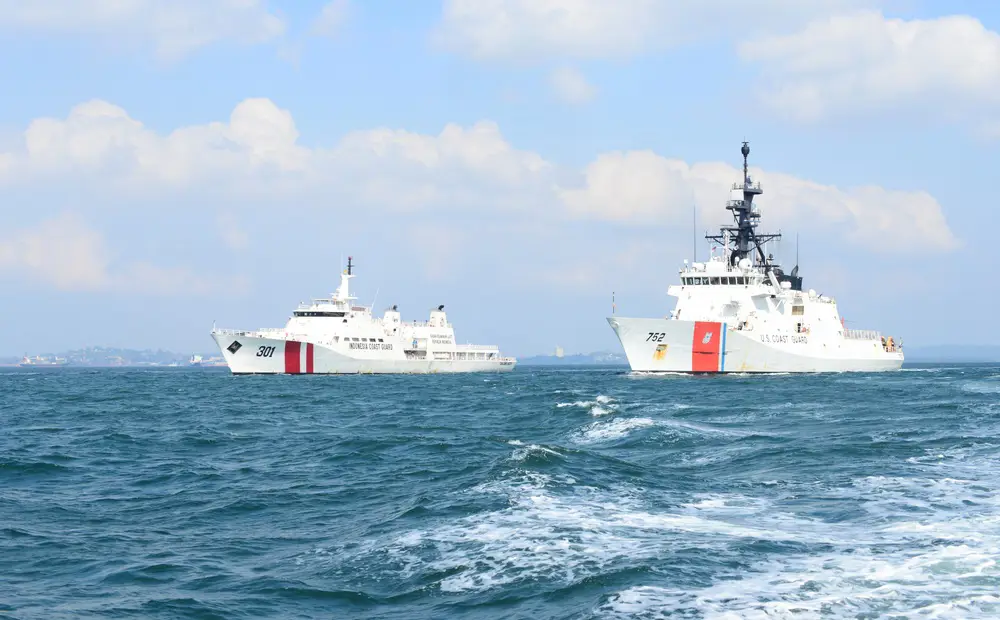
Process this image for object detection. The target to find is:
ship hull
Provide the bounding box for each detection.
[608,317,902,373]
[212,333,515,374]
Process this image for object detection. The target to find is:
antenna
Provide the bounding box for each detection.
[372,287,379,311]
[741,140,750,185]
[612,291,616,315]
[692,203,696,262]
[796,233,800,267]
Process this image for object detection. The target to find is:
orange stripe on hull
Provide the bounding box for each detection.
[691,321,722,372]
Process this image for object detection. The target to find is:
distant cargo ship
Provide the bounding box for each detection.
[188,355,227,368]
[18,355,69,367]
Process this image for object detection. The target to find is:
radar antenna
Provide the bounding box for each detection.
[704,141,802,290]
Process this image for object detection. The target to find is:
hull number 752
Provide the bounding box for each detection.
[646,332,666,342]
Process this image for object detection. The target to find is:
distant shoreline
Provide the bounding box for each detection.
[4,346,999,368]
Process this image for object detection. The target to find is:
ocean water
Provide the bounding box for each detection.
[2,365,1000,619]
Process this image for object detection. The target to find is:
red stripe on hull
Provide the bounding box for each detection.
[692,321,722,372]
[306,343,314,374]
[285,341,301,374]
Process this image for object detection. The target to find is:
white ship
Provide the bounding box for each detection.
[18,355,69,367]
[211,257,516,374]
[608,142,903,373]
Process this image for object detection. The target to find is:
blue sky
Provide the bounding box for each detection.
[0,0,997,357]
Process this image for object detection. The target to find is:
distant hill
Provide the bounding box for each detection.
[519,351,627,366]
[903,346,1000,363]
[1,346,219,367]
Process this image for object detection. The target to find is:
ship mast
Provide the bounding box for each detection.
[334,256,357,302]
[704,142,801,289]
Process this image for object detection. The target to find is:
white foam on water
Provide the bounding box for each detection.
[572,417,657,444]
[596,449,1000,619]
[658,417,758,437]
[556,394,620,417]
[598,545,1000,619]
[506,440,562,463]
[961,380,1000,394]
[572,414,751,445]
[376,475,812,595]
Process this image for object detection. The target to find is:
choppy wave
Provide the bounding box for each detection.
[2,364,999,618]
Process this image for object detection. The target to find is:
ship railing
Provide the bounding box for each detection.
[407,320,452,328]
[731,182,763,191]
[844,329,881,341]
[455,344,500,351]
[212,328,250,336]
[212,327,290,338]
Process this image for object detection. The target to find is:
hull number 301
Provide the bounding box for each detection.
[256,345,276,357]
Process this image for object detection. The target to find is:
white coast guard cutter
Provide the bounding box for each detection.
[608,143,903,373]
[212,258,515,374]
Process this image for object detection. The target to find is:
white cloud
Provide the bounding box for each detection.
[1,98,552,212]
[0,99,957,257]
[740,11,1000,127]
[549,67,597,104]
[558,150,958,252]
[311,0,350,38]
[0,213,110,291]
[434,0,871,61]
[0,213,229,294]
[0,0,285,60]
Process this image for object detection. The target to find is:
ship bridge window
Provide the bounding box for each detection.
[710,277,719,285]
[294,311,346,317]
[792,305,805,315]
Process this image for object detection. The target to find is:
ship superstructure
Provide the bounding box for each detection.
[608,143,903,373]
[211,257,515,374]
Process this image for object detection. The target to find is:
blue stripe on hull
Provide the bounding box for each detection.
[720,323,727,372]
